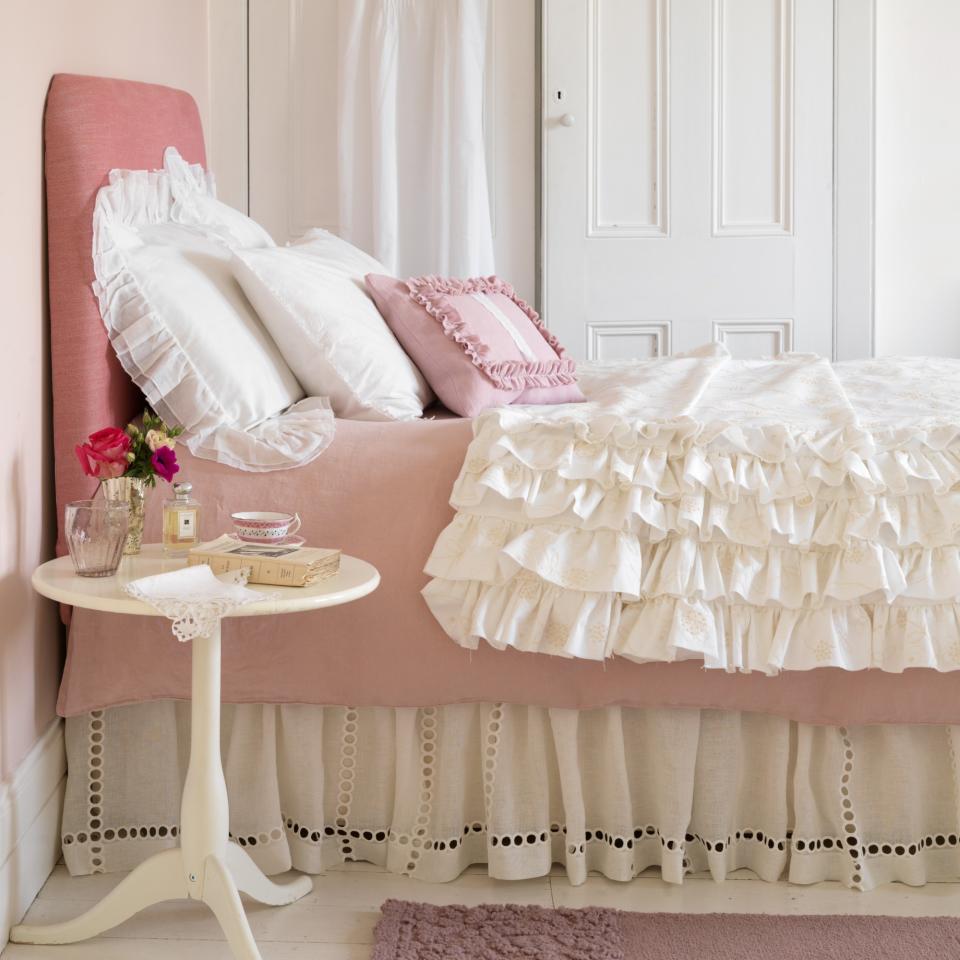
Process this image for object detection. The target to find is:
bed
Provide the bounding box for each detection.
[47,73,960,892]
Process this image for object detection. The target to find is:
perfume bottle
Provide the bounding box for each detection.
[162,481,201,557]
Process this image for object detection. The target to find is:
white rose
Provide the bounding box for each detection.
[145,429,168,452]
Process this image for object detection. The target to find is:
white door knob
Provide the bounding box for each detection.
[559,113,575,127]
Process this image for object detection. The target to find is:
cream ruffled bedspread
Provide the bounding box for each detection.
[423,348,960,673]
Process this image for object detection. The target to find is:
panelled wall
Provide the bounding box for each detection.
[875,0,960,358]
[208,0,959,360]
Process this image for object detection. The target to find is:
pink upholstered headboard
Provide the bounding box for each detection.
[44,74,206,555]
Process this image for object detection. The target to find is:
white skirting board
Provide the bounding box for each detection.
[0,720,66,951]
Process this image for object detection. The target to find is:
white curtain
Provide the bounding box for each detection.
[337,0,496,278]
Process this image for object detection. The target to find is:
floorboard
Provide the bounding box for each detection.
[6,863,960,959]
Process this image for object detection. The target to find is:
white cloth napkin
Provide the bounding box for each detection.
[124,565,272,641]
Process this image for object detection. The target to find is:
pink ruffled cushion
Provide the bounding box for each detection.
[365,274,585,417]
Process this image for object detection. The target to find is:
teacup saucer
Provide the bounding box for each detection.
[225,533,305,549]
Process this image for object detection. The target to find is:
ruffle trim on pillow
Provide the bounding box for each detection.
[92,173,335,472]
[96,162,240,247]
[405,275,578,390]
[162,146,216,199]
[422,576,960,674]
[185,398,334,471]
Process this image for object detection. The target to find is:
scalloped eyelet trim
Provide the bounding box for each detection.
[405,275,578,389]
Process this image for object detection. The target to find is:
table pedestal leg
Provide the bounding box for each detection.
[10,622,312,959]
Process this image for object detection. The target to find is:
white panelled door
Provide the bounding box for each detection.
[543,0,835,359]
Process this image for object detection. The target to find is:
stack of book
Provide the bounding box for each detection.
[187,535,341,587]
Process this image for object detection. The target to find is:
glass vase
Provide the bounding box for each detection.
[100,476,148,555]
[64,500,129,577]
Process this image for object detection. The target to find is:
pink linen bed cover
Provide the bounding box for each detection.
[59,415,960,726]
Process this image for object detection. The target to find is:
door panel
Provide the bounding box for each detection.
[587,0,667,236]
[714,0,792,235]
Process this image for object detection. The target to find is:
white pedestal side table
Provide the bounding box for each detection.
[12,545,380,960]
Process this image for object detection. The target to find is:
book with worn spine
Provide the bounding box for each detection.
[187,535,341,587]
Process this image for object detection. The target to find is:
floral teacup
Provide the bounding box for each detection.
[230,511,301,544]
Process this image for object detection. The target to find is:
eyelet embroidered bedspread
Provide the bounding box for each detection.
[422,350,960,673]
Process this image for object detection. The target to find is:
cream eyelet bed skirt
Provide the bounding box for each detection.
[63,702,960,892]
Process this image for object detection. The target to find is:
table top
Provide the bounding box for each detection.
[33,545,380,618]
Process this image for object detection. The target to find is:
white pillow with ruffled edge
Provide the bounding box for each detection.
[232,229,433,421]
[92,165,335,471]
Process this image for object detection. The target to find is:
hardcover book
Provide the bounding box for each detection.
[187,535,341,587]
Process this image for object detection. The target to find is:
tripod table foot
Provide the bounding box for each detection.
[227,842,313,906]
[10,848,186,945]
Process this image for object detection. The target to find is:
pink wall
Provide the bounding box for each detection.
[0,0,211,779]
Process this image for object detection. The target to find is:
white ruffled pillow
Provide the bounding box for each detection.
[231,230,433,421]
[92,165,335,470]
[162,146,276,249]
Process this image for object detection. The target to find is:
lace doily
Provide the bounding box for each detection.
[124,565,275,642]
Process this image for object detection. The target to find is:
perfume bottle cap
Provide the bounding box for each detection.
[173,481,192,499]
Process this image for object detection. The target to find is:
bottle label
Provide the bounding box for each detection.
[178,509,197,540]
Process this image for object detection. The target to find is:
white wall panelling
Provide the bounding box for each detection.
[713,319,794,356]
[832,0,876,360]
[486,0,537,301]
[586,0,669,237]
[484,0,498,237]
[788,0,834,356]
[874,0,960,358]
[205,0,248,213]
[248,0,339,242]
[587,322,672,360]
[288,0,339,238]
[712,0,793,236]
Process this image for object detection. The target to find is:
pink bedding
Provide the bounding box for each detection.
[58,416,960,726]
[45,77,960,728]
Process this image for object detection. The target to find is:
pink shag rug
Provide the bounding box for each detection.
[371,900,960,960]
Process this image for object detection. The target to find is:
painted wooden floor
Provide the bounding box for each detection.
[5,862,960,959]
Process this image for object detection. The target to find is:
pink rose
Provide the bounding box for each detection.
[75,427,131,480]
[151,445,179,483]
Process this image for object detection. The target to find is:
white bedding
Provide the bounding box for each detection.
[92,151,336,471]
[423,349,960,673]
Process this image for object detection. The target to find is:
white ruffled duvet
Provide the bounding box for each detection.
[423,347,960,673]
